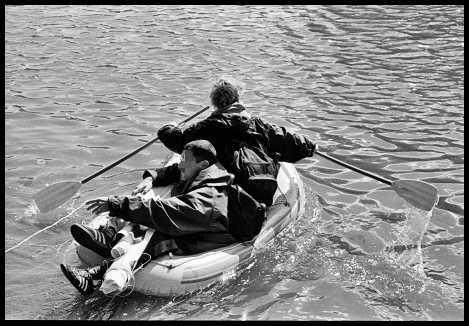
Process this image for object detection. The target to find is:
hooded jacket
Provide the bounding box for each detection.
[107,162,238,255]
[157,103,316,204]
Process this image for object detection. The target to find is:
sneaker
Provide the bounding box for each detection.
[60,262,107,295]
[70,223,118,258]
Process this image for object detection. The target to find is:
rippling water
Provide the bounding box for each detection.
[5,5,464,320]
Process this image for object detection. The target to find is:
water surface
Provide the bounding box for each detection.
[5,5,464,320]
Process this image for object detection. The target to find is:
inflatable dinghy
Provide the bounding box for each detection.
[71,154,305,296]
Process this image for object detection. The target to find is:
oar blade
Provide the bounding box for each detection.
[392,180,439,212]
[33,181,82,213]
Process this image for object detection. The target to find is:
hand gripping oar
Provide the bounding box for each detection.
[33,106,211,213]
[315,150,439,212]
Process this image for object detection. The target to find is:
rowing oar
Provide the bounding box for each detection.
[33,106,211,213]
[315,150,439,212]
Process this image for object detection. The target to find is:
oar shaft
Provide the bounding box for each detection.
[315,150,392,186]
[81,106,211,185]
[81,138,159,184]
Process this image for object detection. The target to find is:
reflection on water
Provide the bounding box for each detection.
[5,5,463,321]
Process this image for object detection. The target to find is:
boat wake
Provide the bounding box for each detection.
[383,206,433,279]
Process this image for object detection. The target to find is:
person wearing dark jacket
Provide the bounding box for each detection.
[155,78,317,206]
[60,140,238,295]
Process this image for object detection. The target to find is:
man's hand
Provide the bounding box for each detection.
[86,197,110,215]
[131,177,153,196]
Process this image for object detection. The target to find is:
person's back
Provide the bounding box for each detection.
[158,78,317,206]
[159,102,276,204]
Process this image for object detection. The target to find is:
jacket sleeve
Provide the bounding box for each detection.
[157,117,233,153]
[107,189,224,237]
[157,124,184,153]
[142,163,180,187]
[260,118,316,162]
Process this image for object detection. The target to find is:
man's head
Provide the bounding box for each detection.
[179,140,218,181]
[209,78,241,110]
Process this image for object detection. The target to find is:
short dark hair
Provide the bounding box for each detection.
[183,140,217,166]
[209,79,239,110]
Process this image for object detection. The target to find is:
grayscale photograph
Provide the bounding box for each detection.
[5,5,464,321]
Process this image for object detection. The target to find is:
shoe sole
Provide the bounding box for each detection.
[70,224,110,258]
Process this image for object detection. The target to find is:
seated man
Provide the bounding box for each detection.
[60,140,239,295]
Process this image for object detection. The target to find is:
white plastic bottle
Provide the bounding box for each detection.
[99,229,155,295]
[100,268,130,295]
[111,224,137,258]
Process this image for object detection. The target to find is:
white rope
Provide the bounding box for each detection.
[5,202,86,254]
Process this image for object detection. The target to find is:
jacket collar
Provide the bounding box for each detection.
[183,163,234,192]
[210,102,251,119]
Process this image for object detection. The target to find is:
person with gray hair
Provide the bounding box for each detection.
[156,78,317,206]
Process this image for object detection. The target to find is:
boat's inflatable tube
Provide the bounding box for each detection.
[72,154,305,296]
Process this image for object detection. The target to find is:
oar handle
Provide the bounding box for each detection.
[81,106,211,185]
[315,150,392,186]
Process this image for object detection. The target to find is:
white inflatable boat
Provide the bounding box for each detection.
[72,154,305,296]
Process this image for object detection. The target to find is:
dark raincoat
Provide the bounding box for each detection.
[107,162,238,256]
[157,103,316,204]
